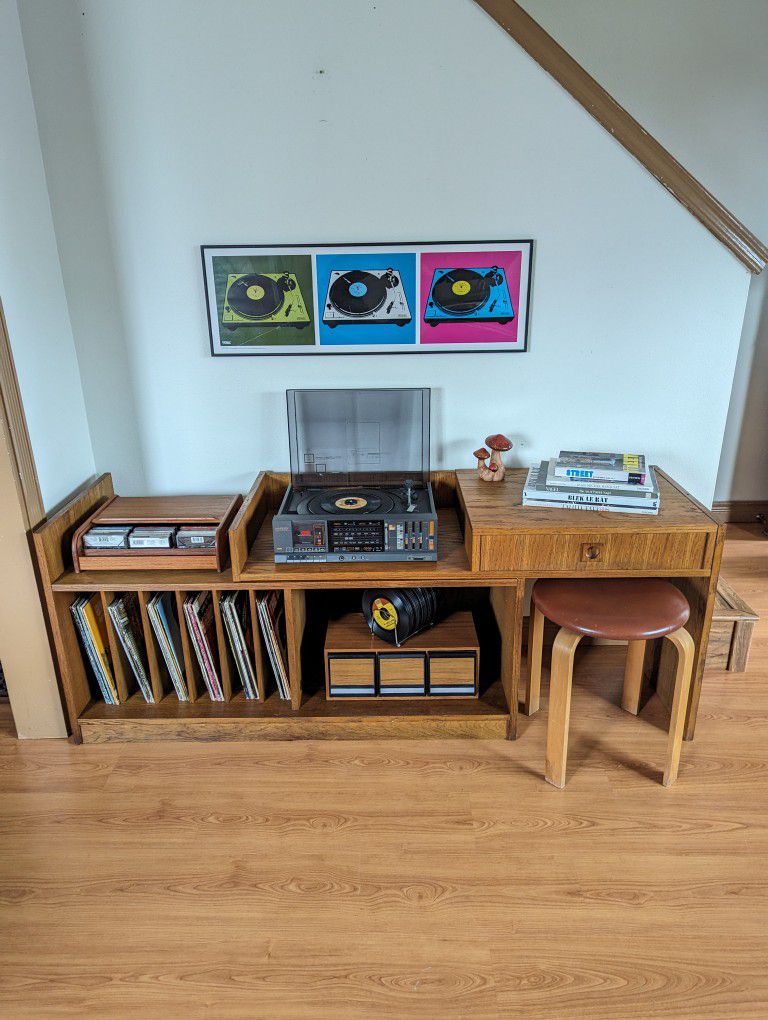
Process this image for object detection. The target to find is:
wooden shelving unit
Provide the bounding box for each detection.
[34,466,724,745]
[34,472,519,744]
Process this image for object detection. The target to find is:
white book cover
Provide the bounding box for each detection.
[545,458,657,495]
[529,462,660,507]
[554,451,648,483]
[522,495,659,516]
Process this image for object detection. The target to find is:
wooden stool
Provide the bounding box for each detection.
[526,578,695,788]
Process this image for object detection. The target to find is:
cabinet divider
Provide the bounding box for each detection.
[285,588,306,710]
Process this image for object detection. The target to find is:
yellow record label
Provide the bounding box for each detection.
[246,284,266,301]
[451,279,471,296]
[372,597,397,631]
[334,496,368,510]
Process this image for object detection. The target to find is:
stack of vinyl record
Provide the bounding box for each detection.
[523,452,660,515]
[362,588,458,646]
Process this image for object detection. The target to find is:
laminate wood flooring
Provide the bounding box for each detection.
[1,525,766,1017]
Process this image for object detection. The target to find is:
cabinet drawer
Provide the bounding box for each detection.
[479,530,713,573]
[429,652,478,697]
[379,653,426,696]
[327,654,375,698]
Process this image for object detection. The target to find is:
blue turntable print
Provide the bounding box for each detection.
[315,252,417,346]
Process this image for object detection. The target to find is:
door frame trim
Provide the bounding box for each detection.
[0,299,44,528]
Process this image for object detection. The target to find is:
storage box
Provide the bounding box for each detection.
[324,610,480,700]
[705,578,758,673]
[72,495,242,572]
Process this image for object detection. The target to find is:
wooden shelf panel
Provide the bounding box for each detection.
[53,568,240,592]
[78,681,510,743]
[457,468,720,534]
[51,508,487,590]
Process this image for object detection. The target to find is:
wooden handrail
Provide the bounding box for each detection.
[473,0,768,274]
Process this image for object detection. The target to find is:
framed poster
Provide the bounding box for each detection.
[202,241,532,356]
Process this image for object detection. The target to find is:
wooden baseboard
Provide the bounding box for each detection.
[711,500,768,524]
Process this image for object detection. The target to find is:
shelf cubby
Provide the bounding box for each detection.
[101,591,147,704]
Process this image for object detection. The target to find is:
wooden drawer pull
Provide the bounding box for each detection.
[582,543,603,562]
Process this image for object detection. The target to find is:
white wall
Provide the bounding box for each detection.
[18,0,752,506]
[16,0,147,495]
[520,0,768,502]
[0,0,94,509]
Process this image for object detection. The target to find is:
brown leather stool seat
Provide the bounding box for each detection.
[527,578,695,789]
[532,578,690,641]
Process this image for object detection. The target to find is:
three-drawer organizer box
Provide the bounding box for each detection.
[324,612,480,699]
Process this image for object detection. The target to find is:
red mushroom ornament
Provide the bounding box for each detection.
[473,447,490,475]
[475,434,512,482]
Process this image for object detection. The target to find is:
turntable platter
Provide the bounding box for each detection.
[329,271,387,317]
[227,274,283,319]
[296,488,397,515]
[432,269,490,316]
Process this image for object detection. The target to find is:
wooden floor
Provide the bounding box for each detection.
[2,526,767,1018]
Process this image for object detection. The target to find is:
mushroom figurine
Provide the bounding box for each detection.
[473,446,491,480]
[480,433,513,482]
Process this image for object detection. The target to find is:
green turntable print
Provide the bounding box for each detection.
[210,251,315,348]
[223,272,311,328]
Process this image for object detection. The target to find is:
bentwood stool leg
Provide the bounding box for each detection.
[662,626,695,786]
[545,627,583,788]
[621,639,647,715]
[525,603,545,715]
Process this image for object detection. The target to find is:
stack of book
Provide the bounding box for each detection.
[523,452,660,515]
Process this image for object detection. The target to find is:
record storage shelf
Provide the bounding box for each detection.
[35,472,521,744]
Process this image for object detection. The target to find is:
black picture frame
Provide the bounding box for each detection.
[202,240,533,357]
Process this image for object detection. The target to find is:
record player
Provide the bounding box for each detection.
[322,269,411,327]
[223,272,310,329]
[272,388,437,563]
[424,266,514,326]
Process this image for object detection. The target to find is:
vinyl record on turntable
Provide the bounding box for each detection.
[328,270,388,317]
[225,273,284,320]
[296,488,397,516]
